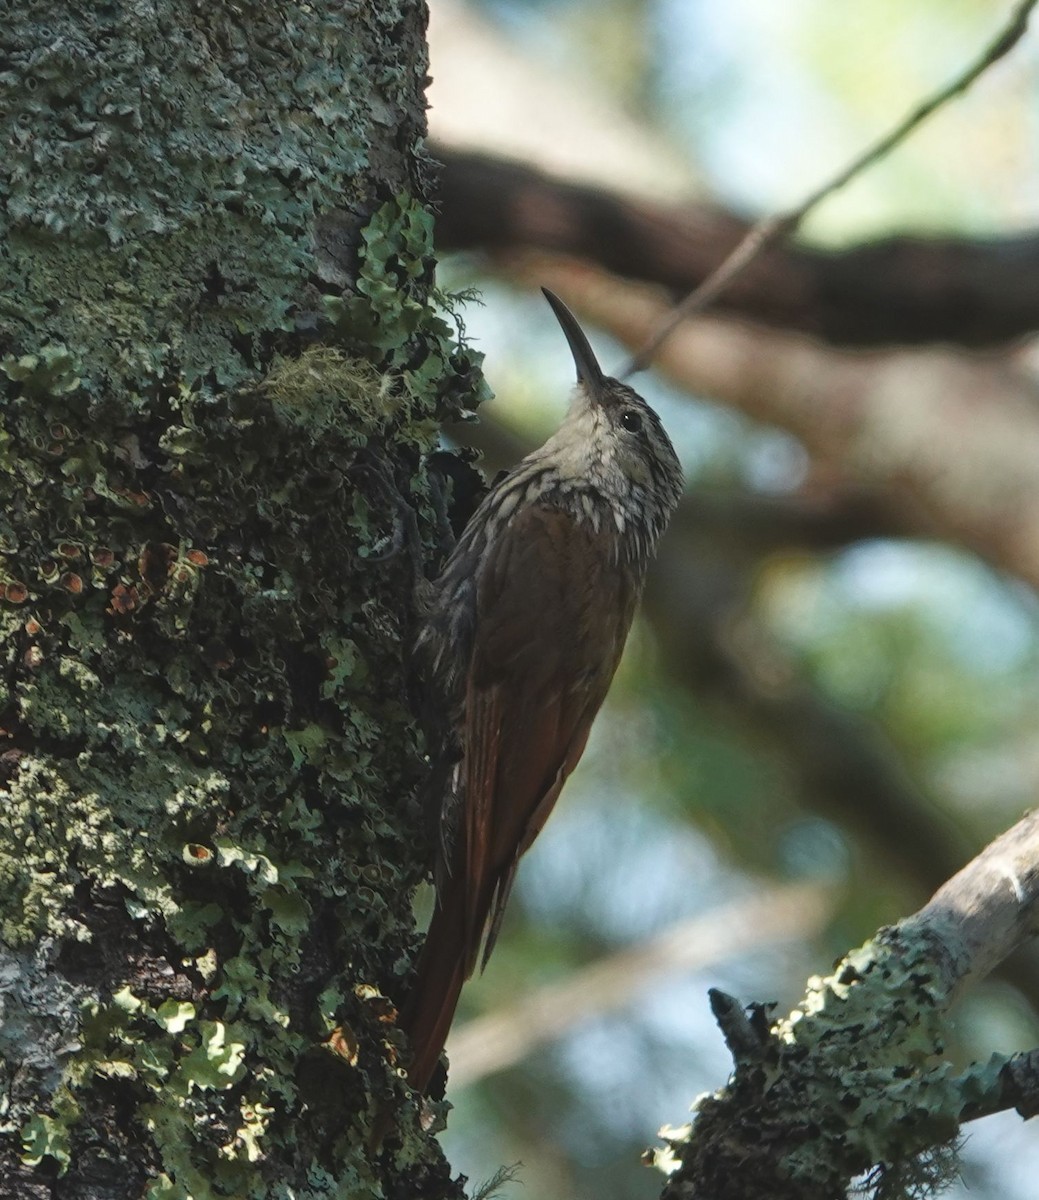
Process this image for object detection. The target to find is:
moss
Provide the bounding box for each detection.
[263,349,408,439]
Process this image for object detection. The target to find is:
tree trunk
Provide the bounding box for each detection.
[0,5,479,1197]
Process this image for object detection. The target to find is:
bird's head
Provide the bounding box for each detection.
[541,288,683,532]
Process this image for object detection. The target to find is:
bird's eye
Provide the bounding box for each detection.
[620,410,643,434]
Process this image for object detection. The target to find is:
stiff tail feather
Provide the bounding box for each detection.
[399,882,472,1095]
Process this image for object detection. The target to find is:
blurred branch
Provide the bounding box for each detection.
[436,149,1039,347]
[513,260,1039,592]
[446,882,834,1089]
[628,0,1039,370]
[654,808,1039,1200]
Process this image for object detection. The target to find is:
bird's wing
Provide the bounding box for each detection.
[458,500,639,972]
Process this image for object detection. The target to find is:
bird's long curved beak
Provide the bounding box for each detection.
[542,288,605,392]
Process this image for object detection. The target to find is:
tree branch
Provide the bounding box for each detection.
[958,1047,1039,1122]
[906,808,1039,995]
[436,149,1039,347]
[627,0,1039,370]
[652,809,1039,1200]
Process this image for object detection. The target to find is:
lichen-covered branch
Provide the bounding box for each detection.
[957,1048,1039,1123]
[651,809,1039,1200]
[906,808,1039,994]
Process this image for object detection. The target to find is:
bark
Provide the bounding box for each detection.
[652,810,1039,1200]
[0,5,477,1198]
[435,148,1039,347]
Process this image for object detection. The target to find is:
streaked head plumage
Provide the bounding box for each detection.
[540,288,682,538]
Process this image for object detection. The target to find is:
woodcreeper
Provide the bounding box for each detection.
[401,289,683,1094]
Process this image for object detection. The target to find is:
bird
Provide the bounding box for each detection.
[400,288,683,1096]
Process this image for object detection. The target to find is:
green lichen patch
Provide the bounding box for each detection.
[1,344,82,397]
[20,1110,73,1174]
[325,195,490,424]
[0,274,476,1200]
[0,4,480,1193]
[657,927,968,1200]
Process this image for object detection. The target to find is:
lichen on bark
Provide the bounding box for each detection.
[0,4,478,1197]
[654,926,969,1200]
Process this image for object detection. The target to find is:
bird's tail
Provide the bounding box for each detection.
[399,881,472,1095]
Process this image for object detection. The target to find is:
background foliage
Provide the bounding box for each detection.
[423,2,1039,1197]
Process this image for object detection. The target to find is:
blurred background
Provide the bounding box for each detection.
[422,1,1039,1196]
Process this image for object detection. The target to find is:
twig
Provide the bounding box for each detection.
[708,988,771,1063]
[624,0,1039,376]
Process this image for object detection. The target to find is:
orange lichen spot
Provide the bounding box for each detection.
[57,543,82,559]
[4,582,28,604]
[326,1025,360,1066]
[61,573,84,594]
[186,549,209,567]
[24,618,42,636]
[183,843,214,866]
[108,583,139,615]
[355,984,397,1024]
[91,547,116,567]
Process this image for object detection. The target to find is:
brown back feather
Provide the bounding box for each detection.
[403,503,639,1091]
